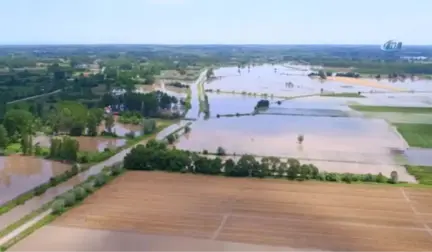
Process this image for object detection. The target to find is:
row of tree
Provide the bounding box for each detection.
[124,141,399,184]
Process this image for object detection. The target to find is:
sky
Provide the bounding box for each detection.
[1,0,431,45]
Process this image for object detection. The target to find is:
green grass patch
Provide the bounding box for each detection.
[321,92,365,98]
[4,143,21,155]
[0,191,34,215]
[349,105,432,113]
[405,165,432,185]
[394,123,432,148]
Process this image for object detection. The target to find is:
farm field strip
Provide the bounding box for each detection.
[18,172,432,251]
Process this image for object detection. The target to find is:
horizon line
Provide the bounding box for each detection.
[0,43,430,47]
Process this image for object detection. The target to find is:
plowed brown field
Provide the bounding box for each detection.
[52,171,432,251]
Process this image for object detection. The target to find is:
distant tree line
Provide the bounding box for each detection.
[124,141,399,184]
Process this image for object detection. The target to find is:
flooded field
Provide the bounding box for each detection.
[176,64,432,181]
[177,115,405,160]
[34,135,126,152]
[0,155,70,204]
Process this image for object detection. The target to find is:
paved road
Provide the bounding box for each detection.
[7,89,62,105]
[0,210,51,246]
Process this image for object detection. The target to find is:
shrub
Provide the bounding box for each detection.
[74,187,87,201]
[112,165,123,176]
[184,125,191,133]
[34,184,49,196]
[203,149,208,155]
[95,173,108,187]
[376,172,387,183]
[167,134,176,144]
[82,182,95,193]
[63,192,76,207]
[51,199,66,215]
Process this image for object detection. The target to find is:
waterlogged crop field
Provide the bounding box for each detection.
[12,172,432,251]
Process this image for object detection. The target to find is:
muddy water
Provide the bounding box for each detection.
[98,118,142,137]
[209,65,390,97]
[176,115,406,163]
[209,65,432,108]
[0,139,143,231]
[0,155,70,204]
[34,136,126,152]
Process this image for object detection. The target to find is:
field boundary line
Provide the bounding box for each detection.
[423,224,432,238]
[400,189,432,239]
[400,188,419,214]
[211,214,229,240]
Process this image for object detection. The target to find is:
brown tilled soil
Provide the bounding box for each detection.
[22,172,432,251]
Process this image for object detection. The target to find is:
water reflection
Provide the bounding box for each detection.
[176,115,406,160]
[0,155,70,204]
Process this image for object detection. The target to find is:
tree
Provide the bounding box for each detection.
[235,155,258,177]
[318,70,327,79]
[0,124,9,150]
[167,134,176,144]
[216,146,226,156]
[297,134,304,144]
[206,68,214,79]
[21,133,33,155]
[390,170,398,184]
[3,109,34,137]
[224,158,236,176]
[105,114,115,133]
[143,119,156,135]
[287,158,301,180]
[86,114,98,137]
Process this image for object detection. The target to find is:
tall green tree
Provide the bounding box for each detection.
[3,109,34,138]
[0,124,9,150]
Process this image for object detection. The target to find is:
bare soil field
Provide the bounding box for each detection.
[12,171,432,251]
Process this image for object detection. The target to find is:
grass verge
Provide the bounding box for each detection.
[349,105,432,113]
[321,92,365,98]
[394,123,432,148]
[0,214,55,251]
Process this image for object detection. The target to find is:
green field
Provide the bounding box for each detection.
[395,123,432,148]
[349,105,432,113]
[405,166,432,185]
[321,92,365,98]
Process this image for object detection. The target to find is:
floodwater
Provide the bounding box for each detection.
[209,65,390,97]
[0,155,70,204]
[404,148,432,166]
[34,135,126,152]
[176,115,406,163]
[0,139,142,231]
[99,117,143,137]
